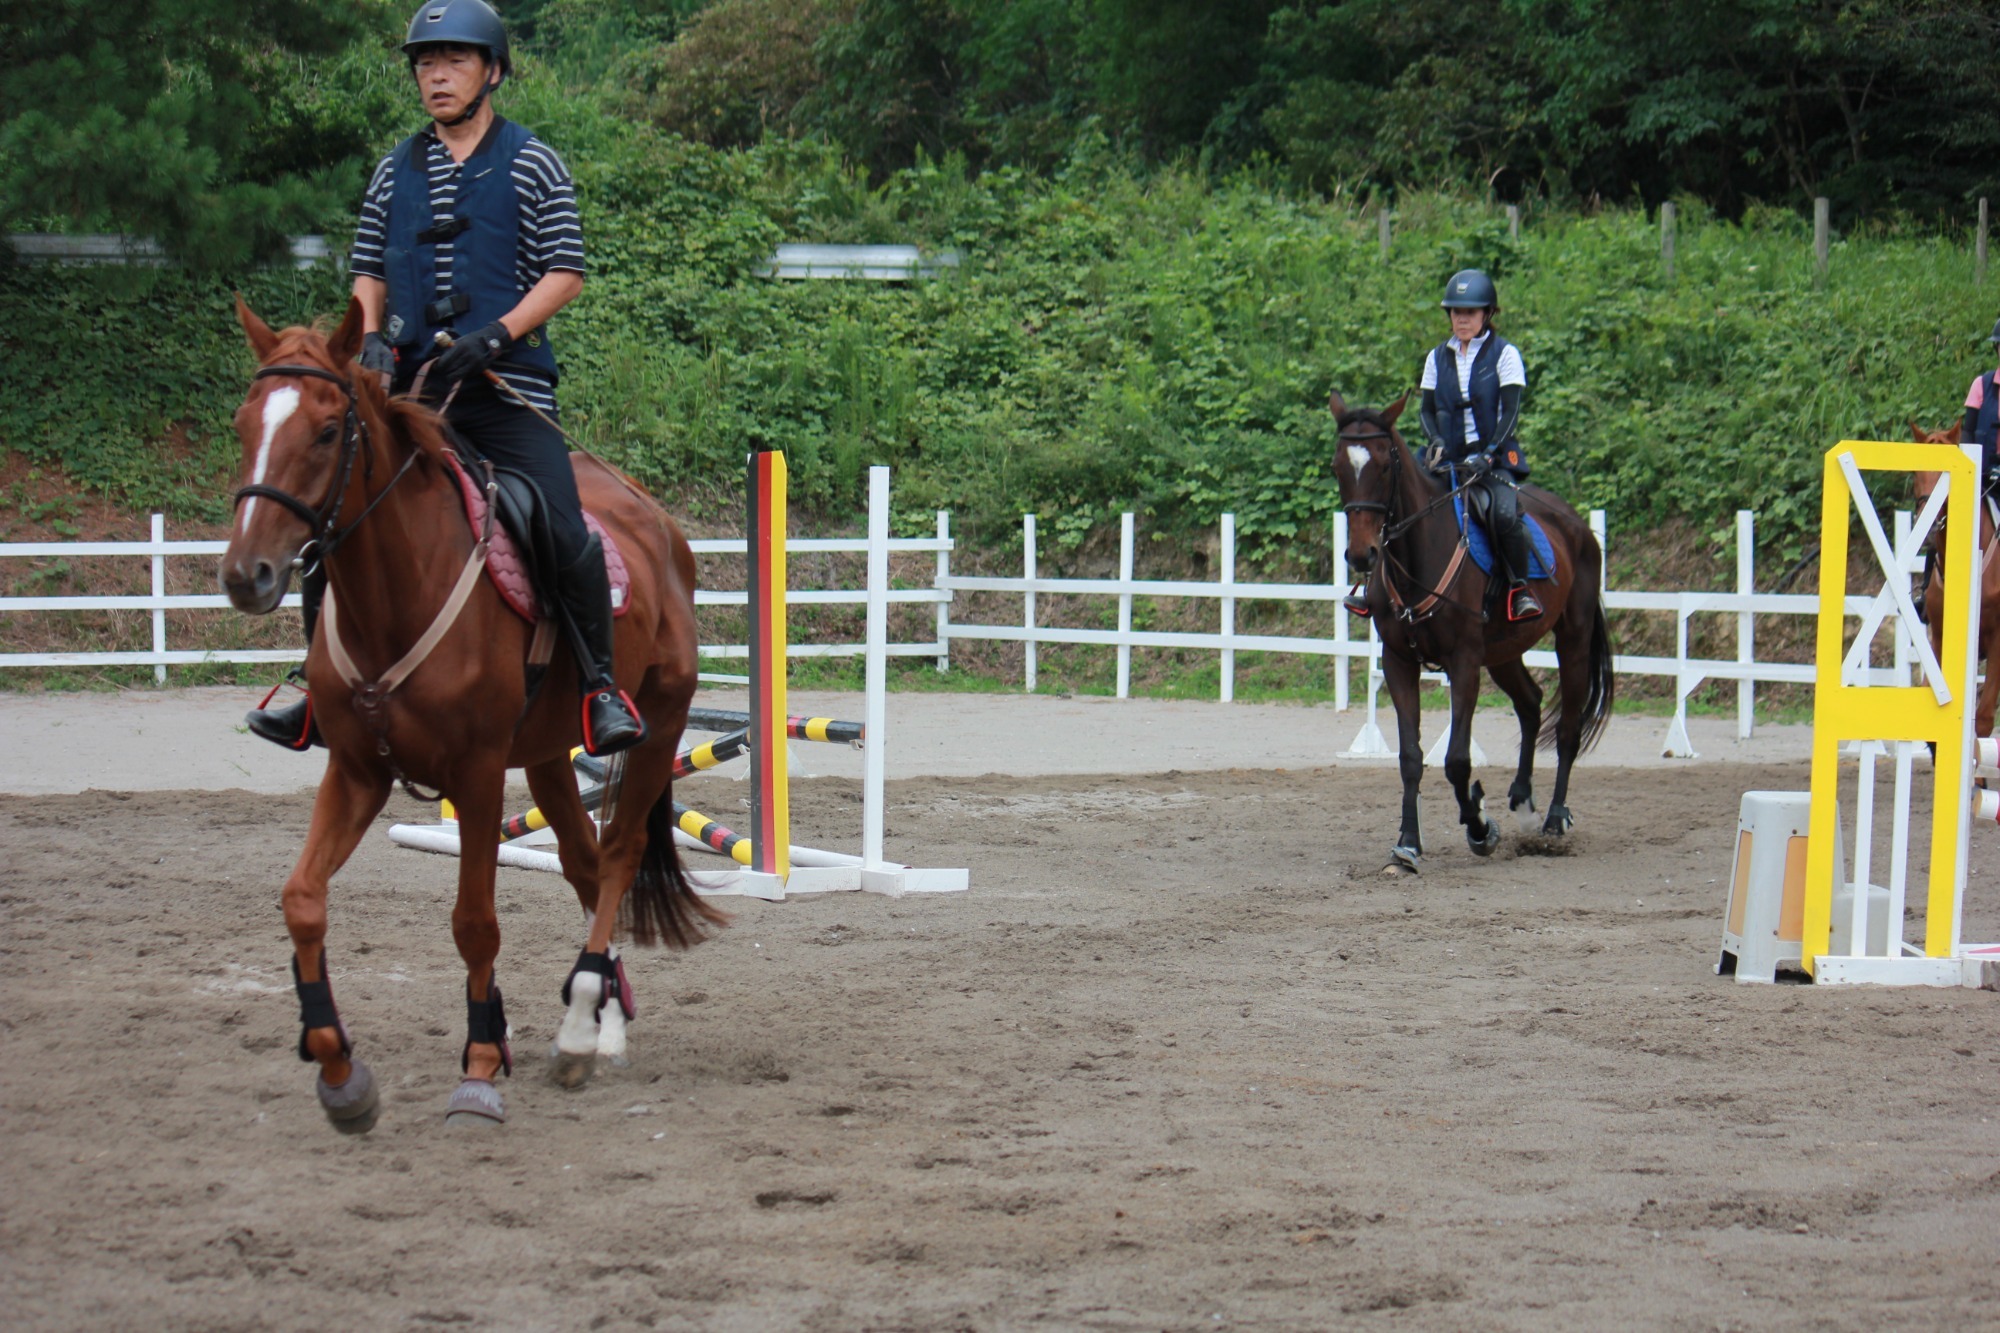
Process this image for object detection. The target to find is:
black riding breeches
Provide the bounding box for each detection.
[435,377,589,562]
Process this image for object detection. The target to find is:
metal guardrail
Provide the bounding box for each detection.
[9,234,333,270]
[755,243,963,280]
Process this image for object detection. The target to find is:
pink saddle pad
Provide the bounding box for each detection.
[443,451,631,624]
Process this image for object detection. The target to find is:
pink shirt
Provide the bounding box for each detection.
[1968,372,1998,410]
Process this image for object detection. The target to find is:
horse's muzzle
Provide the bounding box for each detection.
[1349,548,1378,577]
[219,552,289,615]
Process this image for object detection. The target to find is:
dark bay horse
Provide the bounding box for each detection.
[1329,389,1615,871]
[220,297,725,1131]
[1911,421,2000,737]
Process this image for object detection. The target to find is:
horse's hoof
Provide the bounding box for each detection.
[1388,844,1422,873]
[1541,806,1574,837]
[1510,791,1538,833]
[317,1059,380,1135]
[551,1048,597,1090]
[444,1078,506,1128]
[1468,819,1501,857]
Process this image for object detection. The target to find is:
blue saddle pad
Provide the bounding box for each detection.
[1449,470,1556,581]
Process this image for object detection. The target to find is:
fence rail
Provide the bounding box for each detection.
[0,499,1917,758]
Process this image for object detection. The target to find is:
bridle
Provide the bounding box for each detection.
[1339,422,1483,625]
[233,363,419,575]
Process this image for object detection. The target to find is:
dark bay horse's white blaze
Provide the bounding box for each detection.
[1329,389,1615,872]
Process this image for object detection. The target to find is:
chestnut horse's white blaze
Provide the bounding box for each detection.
[240,385,300,533]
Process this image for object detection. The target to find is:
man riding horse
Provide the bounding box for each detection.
[1345,268,1544,623]
[248,0,647,757]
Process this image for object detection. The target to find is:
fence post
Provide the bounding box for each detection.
[861,466,890,868]
[1022,514,1038,694]
[1979,197,1989,286]
[1736,509,1754,740]
[1660,201,1675,282]
[1589,510,1608,596]
[1378,206,1391,263]
[1219,513,1236,704]
[1814,197,1830,281]
[1507,204,1520,243]
[934,509,951,673]
[150,512,166,685]
[1116,512,1134,699]
[1333,509,1350,711]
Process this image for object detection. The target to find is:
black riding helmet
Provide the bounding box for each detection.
[1441,269,1499,312]
[1988,316,2000,345]
[403,0,512,80]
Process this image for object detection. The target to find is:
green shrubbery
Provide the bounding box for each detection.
[1,64,1989,567]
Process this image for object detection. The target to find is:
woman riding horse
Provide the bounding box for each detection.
[1328,373,1615,871]
[1345,269,1543,623]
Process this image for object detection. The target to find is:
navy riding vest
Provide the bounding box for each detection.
[381,117,559,384]
[1431,332,1526,475]
[1977,372,2000,455]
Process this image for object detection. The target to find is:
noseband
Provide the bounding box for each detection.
[234,363,416,573]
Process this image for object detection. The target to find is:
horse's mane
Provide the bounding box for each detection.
[265,321,453,473]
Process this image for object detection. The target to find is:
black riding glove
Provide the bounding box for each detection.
[432,321,510,384]
[358,331,396,382]
[1460,451,1492,476]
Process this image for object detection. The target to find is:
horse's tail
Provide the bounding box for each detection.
[1541,596,1616,753]
[625,791,730,948]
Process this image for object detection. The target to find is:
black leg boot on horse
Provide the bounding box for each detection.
[556,531,649,756]
[245,563,327,749]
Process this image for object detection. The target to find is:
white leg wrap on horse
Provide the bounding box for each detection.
[555,970,602,1057]
[597,997,629,1066]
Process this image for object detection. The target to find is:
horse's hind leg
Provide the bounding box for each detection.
[1543,613,1594,837]
[1442,657,1500,856]
[1486,658,1543,832]
[283,761,390,1133]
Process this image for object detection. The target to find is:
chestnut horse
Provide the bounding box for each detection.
[220,297,725,1132]
[1329,389,1615,871]
[1910,421,2000,737]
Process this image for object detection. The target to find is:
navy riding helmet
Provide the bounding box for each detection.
[403,0,512,80]
[1441,269,1499,312]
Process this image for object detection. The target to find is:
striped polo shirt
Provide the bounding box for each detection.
[350,123,584,414]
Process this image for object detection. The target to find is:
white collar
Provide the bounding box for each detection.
[1452,329,1491,357]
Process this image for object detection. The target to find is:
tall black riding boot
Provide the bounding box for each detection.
[1498,520,1544,621]
[245,564,326,750]
[556,532,648,756]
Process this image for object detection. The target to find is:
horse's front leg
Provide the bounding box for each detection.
[283,758,390,1133]
[442,763,512,1128]
[1383,651,1426,870]
[1443,656,1500,856]
[1486,658,1543,832]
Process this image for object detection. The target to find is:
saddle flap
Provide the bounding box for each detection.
[441,450,630,624]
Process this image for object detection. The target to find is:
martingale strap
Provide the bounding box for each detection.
[463,977,513,1077]
[291,954,351,1063]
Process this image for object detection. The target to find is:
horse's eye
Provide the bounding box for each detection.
[316,422,339,446]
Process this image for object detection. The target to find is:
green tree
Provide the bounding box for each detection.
[0,0,387,268]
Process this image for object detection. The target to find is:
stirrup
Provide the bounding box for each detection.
[1343,587,1372,618]
[1506,584,1544,622]
[581,687,648,757]
[247,677,321,751]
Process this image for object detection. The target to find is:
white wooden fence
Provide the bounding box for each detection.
[0,501,1909,759]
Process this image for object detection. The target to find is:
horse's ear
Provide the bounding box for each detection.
[235,292,279,360]
[327,296,365,367]
[1381,391,1410,427]
[1909,421,1922,442]
[1947,420,1964,445]
[1327,388,1347,419]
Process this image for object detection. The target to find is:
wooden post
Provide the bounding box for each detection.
[1378,206,1391,262]
[1660,201,1675,281]
[1979,197,1989,286]
[1506,204,1520,242]
[1814,197,1830,280]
